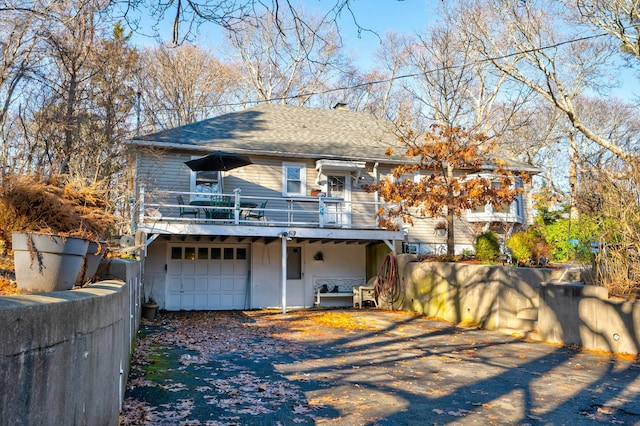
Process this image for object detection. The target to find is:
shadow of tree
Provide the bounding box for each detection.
[123,309,640,425]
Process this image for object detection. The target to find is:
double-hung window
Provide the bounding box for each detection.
[283,162,306,196]
[190,169,220,202]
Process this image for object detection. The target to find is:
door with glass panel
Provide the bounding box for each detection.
[324,174,350,227]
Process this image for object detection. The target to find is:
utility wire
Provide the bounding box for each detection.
[145,30,612,112]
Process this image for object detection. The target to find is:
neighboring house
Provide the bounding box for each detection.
[129,103,540,311]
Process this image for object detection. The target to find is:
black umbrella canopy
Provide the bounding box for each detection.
[185,151,253,172]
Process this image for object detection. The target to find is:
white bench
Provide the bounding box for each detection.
[313,277,377,308]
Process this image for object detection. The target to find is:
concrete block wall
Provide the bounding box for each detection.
[0,259,141,426]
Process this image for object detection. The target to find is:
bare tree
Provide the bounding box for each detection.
[137,43,241,131]
[328,32,413,119]
[575,0,640,59]
[457,0,635,165]
[0,11,37,181]
[9,0,139,182]
[223,6,351,106]
[82,22,139,181]
[25,0,107,175]
[114,0,385,47]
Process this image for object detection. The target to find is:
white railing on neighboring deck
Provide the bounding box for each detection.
[137,186,386,230]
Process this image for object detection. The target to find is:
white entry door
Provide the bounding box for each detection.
[166,245,249,310]
[324,174,351,227]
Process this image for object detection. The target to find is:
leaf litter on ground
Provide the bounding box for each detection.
[120,310,368,425]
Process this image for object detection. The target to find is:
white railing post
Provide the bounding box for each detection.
[137,185,145,227]
[319,195,325,228]
[233,188,241,224]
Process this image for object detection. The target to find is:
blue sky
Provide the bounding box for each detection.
[129,0,637,100]
[328,0,436,66]
[131,0,438,69]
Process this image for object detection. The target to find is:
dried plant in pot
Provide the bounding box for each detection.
[12,232,90,292]
[75,240,109,286]
[1,175,114,293]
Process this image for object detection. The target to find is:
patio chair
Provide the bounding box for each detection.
[177,195,199,218]
[209,196,233,220]
[244,200,267,221]
[353,278,378,308]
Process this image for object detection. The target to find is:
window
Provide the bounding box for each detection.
[283,162,306,196]
[171,247,182,259]
[189,156,221,201]
[184,247,196,260]
[211,247,221,259]
[394,171,420,183]
[237,247,247,260]
[287,247,302,279]
[224,248,234,260]
[197,247,209,259]
[466,175,524,221]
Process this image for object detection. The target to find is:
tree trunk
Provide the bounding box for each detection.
[569,132,579,221]
[447,208,455,257]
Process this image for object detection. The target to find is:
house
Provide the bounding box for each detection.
[129,103,539,311]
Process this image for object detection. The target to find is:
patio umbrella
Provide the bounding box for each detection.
[185,151,253,172]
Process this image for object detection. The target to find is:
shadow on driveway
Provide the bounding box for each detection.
[120,309,640,425]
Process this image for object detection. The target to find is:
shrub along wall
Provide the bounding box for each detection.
[400,256,639,354]
[0,259,141,426]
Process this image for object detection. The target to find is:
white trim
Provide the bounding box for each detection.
[322,173,352,227]
[282,162,306,196]
[189,155,221,201]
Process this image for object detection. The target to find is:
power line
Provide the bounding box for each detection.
[143,30,612,112]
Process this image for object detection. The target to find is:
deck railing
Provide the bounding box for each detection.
[137,187,387,230]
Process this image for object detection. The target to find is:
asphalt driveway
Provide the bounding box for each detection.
[120,309,640,425]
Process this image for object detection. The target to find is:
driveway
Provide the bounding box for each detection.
[120,309,640,425]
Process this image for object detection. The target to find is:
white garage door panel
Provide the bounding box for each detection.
[195,279,208,292]
[208,279,221,291]
[166,245,249,311]
[208,294,222,308]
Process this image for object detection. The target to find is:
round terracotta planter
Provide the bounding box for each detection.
[12,232,90,293]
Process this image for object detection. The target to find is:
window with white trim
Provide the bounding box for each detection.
[467,176,523,220]
[283,162,306,196]
[190,170,221,201]
[394,171,421,183]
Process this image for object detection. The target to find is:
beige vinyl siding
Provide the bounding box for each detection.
[136,151,195,217]
[221,156,320,225]
[350,185,377,228]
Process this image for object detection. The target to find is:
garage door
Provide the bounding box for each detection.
[166,245,249,310]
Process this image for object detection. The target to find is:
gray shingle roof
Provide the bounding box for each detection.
[133,103,404,162]
[132,103,542,173]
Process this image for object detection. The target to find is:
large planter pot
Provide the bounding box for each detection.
[12,232,90,293]
[76,241,107,285]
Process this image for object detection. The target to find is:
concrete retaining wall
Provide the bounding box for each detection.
[539,282,640,354]
[402,258,574,332]
[0,259,141,426]
[401,257,639,354]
